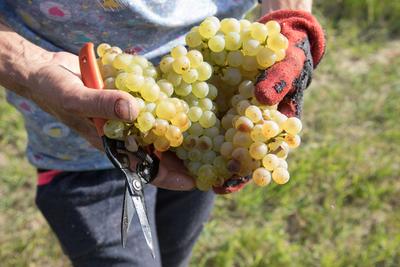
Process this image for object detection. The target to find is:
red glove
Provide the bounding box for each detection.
[213,10,326,194]
[255,10,326,117]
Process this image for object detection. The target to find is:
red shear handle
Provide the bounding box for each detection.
[79,42,106,137]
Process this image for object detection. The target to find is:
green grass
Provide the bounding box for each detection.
[1,5,400,267]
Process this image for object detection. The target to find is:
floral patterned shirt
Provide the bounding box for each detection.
[0,0,256,171]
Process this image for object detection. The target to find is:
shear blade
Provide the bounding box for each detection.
[132,195,155,259]
[121,184,134,248]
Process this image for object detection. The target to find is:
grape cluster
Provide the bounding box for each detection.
[95,16,299,192]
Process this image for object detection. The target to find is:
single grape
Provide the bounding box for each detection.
[256,47,276,68]
[266,20,281,35]
[197,135,213,151]
[220,142,234,158]
[250,22,268,43]
[165,125,182,142]
[188,123,204,136]
[199,111,217,128]
[125,73,144,92]
[221,67,242,85]
[156,100,177,120]
[160,56,174,73]
[275,48,286,61]
[145,102,157,114]
[171,112,190,129]
[250,125,268,142]
[272,167,290,184]
[227,51,244,67]
[204,126,220,138]
[236,100,251,115]
[186,31,203,47]
[140,81,160,102]
[192,82,209,98]
[284,134,301,148]
[188,149,202,161]
[154,136,170,152]
[197,98,212,111]
[232,147,251,162]
[175,82,192,97]
[157,79,174,97]
[97,43,111,57]
[269,140,289,158]
[224,32,242,51]
[242,55,258,71]
[172,56,191,74]
[227,159,241,174]
[212,135,225,152]
[262,121,280,139]
[282,117,302,135]
[152,119,169,136]
[115,72,130,91]
[249,142,269,160]
[243,39,261,56]
[188,106,203,122]
[167,72,182,86]
[239,19,252,31]
[245,105,263,123]
[104,120,125,139]
[132,55,148,68]
[220,18,240,34]
[182,69,199,83]
[183,135,198,150]
[207,84,218,100]
[208,35,225,52]
[232,132,252,147]
[202,150,217,164]
[235,116,254,132]
[238,80,254,99]
[267,33,289,51]
[113,53,133,70]
[224,128,236,142]
[137,112,156,132]
[199,20,219,38]
[196,62,213,81]
[221,114,235,130]
[143,66,158,79]
[171,45,187,58]
[262,154,280,171]
[252,167,272,186]
[211,51,227,66]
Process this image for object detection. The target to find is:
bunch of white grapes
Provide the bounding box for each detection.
[94,16,299,192]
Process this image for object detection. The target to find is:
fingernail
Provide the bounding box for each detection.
[115,99,133,121]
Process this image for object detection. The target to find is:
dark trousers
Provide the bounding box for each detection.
[35,169,215,267]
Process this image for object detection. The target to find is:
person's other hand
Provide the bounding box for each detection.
[27,51,139,149]
[128,150,195,191]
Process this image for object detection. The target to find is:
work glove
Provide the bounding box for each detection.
[213,9,326,194]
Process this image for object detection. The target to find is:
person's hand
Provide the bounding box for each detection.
[213,10,326,194]
[27,51,139,149]
[255,10,326,117]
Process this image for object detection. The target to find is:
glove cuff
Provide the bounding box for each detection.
[259,10,326,67]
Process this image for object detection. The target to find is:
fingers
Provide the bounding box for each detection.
[151,151,195,191]
[64,86,140,122]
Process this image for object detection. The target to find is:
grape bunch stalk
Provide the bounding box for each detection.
[95,16,302,192]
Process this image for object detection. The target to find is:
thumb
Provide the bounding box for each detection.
[254,47,303,106]
[69,86,139,122]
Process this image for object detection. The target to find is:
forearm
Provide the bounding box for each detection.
[261,0,312,13]
[0,21,53,98]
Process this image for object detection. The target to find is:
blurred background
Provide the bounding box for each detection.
[1,0,399,266]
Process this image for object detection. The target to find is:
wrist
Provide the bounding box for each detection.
[261,0,312,14]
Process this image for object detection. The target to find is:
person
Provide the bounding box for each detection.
[0,0,324,266]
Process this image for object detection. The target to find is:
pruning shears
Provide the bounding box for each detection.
[79,42,159,258]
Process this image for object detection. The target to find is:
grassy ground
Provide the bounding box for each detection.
[1,6,400,267]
